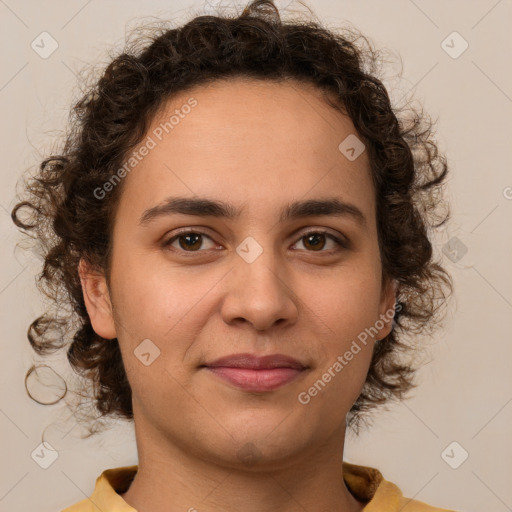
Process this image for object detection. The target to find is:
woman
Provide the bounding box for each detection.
[12,0,455,510]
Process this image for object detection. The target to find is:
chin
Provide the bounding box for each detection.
[199,421,313,469]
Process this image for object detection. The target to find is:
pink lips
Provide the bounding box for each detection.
[203,353,307,392]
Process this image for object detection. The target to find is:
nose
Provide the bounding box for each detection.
[220,243,299,331]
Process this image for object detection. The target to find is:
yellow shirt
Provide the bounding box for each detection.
[61,462,458,511]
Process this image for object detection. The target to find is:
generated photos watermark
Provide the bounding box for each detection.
[298,303,401,405]
[93,97,198,200]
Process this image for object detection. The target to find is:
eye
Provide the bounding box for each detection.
[291,230,348,252]
[162,229,348,255]
[162,230,218,253]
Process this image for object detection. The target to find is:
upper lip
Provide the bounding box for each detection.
[203,353,307,370]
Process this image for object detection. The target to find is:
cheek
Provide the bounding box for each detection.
[111,253,197,336]
[109,255,217,379]
[308,263,382,333]
[302,264,381,393]
[299,284,377,415]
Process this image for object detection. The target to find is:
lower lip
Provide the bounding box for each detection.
[205,367,305,392]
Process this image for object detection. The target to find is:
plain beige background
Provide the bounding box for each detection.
[1,1,511,511]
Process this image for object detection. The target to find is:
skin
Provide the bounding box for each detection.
[80,77,396,512]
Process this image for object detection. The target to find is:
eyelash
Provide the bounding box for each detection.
[161,228,349,256]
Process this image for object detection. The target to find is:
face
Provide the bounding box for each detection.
[81,77,396,468]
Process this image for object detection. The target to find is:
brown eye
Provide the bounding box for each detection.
[163,231,216,252]
[302,233,327,251]
[162,229,348,256]
[177,233,203,251]
[292,230,347,252]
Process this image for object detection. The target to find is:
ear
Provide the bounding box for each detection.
[375,276,398,341]
[78,258,117,340]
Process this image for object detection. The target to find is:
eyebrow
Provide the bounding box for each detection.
[139,196,367,228]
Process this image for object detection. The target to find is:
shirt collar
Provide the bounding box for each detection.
[86,461,402,511]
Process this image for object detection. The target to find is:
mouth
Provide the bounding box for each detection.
[201,353,309,392]
[204,367,307,392]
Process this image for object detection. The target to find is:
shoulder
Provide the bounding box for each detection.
[59,465,138,512]
[60,498,95,512]
[342,461,459,512]
[366,478,458,511]
[396,495,459,511]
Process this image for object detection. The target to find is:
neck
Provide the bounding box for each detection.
[120,416,365,512]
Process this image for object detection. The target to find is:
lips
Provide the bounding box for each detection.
[205,353,306,370]
[202,353,308,392]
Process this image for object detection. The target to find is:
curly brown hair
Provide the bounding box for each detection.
[12,0,452,436]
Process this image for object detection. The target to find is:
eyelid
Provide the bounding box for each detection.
[161,226,351,253]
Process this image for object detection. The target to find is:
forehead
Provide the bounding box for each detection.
[116,77,374,225]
